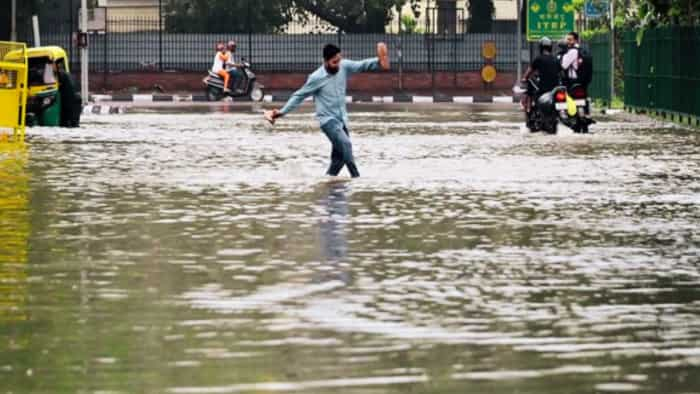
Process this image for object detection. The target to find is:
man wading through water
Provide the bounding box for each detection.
[264,43,390,178]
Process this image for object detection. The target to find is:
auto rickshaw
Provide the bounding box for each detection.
[0,41,28,143]
[4,46,81,128]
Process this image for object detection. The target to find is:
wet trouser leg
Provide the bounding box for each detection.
[321,120,360,178]
[229,68,241,90]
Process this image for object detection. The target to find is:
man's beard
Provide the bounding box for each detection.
[326,65,339,74]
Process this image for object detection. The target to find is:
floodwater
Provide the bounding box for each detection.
[1,105,699,394]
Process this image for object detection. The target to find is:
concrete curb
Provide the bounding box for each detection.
[82,105,127,115]
[90,94,520,105]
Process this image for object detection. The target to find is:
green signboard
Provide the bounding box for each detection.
[527,0,575,41]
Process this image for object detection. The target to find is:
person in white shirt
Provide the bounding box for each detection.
[211,42,232,92]
[561,31,580,86]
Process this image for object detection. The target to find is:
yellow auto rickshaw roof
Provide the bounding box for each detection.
[4,46,68,63]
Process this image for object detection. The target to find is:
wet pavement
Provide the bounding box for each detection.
[1,106,699,393]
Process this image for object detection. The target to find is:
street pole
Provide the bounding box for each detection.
[32,15,41,46]
[158,0,163,72]
[516,0,522,81]
[398,6,403,91]
[11,0,17,41]
[247,0,252,62]
[609,0,615,102]
[81,0,89,106]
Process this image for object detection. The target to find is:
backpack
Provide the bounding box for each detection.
[577,46,594,86]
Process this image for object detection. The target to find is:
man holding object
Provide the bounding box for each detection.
[265,43,390,178]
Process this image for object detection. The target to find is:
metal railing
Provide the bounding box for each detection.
[623,26,700,118]
[587,32,612,103]
[29,16,524,75]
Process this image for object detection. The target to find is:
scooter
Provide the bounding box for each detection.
[204,60,264,102]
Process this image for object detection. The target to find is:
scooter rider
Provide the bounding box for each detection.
[520,37,560,117]
[226,40,243,92]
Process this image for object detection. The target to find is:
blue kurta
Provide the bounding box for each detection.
[280,58,380,127]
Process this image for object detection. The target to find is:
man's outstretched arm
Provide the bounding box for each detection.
[265,75,324,124]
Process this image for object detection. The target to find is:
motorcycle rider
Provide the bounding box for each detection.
[56,59,81,128]
[520,37,560,119]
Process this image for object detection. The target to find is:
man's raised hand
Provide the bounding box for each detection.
[377,42,390,71]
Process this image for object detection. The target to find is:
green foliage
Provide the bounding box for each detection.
[622,0,700,45]
[164,0,421,33]
[294,0,416,33]
[164,0,296,33]
[18,0,72,21]
[571,0,586,12]
[581,27,609,40]
[593,95,623,109]
[400,15,422,33]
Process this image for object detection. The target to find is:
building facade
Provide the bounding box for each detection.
[98,0,160,20]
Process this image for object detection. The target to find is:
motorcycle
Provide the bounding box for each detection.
[558,83,594,133]
[204,59,264,102]
[515,78,593,134]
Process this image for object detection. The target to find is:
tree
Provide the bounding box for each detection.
[9,0,76,39]
[164,0,296,33]
[163,0,424,34]
[466,0,495,33]
[631,0,700,26]
[294,0,419,33]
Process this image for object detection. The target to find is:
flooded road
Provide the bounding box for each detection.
[1,106,699,393]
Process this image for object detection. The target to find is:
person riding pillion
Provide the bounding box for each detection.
[264,43,390,178]
[211,42,232,93]
[561,31,581,88]
[560,31,595,123]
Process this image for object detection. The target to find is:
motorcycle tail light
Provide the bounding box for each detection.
[571,86,587,99]
[555,90,567,102]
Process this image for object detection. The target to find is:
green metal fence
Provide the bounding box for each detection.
[587,32,612,103]
[623,27,700,120]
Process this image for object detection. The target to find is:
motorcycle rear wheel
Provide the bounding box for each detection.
[580,120,589,133]
[544,122,558,134]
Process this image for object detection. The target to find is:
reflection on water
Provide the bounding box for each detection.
[318,183,350,284]
[0,143,29,324]
[0,108,699,393]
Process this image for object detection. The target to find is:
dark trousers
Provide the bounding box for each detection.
[321,119,360,178]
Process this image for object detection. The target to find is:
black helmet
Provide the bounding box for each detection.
[539,37,553,52]
[557,39,568,51]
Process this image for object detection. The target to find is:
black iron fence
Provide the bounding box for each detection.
[623,26,700,120]
[28,16,526,75]
[586,32,612,103]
